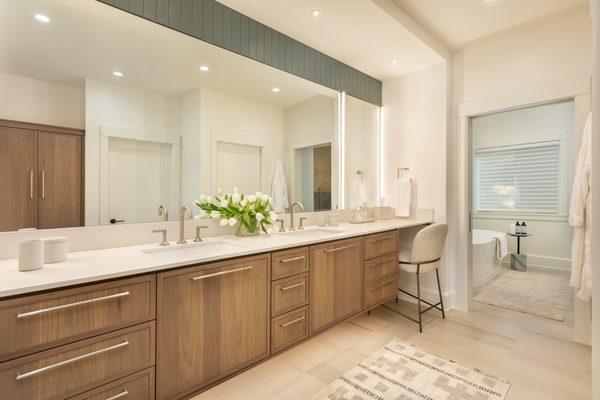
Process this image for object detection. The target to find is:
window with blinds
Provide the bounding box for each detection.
[474,142,560,213]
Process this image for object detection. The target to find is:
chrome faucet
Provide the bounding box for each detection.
[177,206,192,244]
[158,204,168,221]
[289,201,304,230]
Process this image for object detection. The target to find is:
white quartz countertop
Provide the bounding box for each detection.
[0,219,430,299]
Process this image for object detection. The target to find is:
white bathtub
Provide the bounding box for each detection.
[472,229,505,288]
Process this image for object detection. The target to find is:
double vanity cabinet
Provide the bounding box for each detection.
[0,229,400,400]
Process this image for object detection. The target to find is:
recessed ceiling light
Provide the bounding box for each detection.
[199,65,210,72]
[272,87,280,93]
[311,9,322,17]
[391,59,398,64]
[112,71,124,77]
[34,14,50,23]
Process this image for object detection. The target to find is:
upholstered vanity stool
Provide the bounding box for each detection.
[396,223,448,332]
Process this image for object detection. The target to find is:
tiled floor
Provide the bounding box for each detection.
[192,300,591,400]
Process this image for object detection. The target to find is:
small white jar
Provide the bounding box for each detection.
[18,239,44,272]
[44,237,68,263]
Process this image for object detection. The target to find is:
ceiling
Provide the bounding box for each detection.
[218,0,445,80]
[392,0,588,49]
[0,0,336,108]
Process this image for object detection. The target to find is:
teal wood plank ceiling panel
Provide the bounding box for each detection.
[96,0,382,105]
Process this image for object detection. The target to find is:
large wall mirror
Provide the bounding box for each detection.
[0,0,352,231]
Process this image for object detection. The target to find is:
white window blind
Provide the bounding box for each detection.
[475,142,560,213]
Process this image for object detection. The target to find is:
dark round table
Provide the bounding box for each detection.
[506,232,532,271]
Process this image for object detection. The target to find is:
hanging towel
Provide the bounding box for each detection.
[395,178,412,217]
[569,112,592,301]
[349,180,366,209]
[270,160,289,213]
[493,233,508,260]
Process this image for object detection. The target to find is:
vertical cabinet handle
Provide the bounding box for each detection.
[41,170,45,199]
[29,170,34,199]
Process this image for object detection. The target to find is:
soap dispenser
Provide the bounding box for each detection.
[515,222,521,234]
[521,222,527,235]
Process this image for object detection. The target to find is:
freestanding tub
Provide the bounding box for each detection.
[472,229,505,288]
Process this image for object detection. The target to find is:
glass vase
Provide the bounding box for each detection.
[235,220,260,237]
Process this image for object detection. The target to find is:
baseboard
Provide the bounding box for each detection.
[501,253,570,271]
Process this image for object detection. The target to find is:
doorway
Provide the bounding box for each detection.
[469,101,575,328]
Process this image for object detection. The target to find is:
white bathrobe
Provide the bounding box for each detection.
[569,113,592,301]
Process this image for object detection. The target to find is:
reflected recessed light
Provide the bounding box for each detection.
[199,65,210,72]
[112,71,124,77]
[272,87,280,93]
[34,14,50,23]
[311,9,322,17]
[391,59,398,64]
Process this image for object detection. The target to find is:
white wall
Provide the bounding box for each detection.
[285,95,337,208]
[180,89,203,207]
[0,72,84,129]
[382,63,447,222]
[382,62,448,301]
[472,101,575,270]
[85,79,182,225]
[199,89,285,196]
[453,5,592,103]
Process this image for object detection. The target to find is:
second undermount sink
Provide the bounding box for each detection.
[278,228,345,240]
[142,240,244,259]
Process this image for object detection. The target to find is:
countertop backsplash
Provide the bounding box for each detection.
[0,207,433,260]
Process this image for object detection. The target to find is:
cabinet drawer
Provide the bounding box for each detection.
[271,307,308,353]
[364,254,398,283]
[68,368,154,400]
[364,230,399,260]
[364,275,398,308]
[0,322,155,400]
[271,247,309,281]
[271,273,308,317]
[0,275,155,362]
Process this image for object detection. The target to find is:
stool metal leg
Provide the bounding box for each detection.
[435,269,445,319]
[416,267,422,333]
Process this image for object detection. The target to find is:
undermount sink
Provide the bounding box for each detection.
[278,228,345,239]
[143,240,244,259]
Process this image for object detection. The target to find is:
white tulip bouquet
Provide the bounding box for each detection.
[194,188,278,236]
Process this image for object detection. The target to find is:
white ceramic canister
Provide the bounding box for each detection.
[18,239,44,272]
[44,236,68,263]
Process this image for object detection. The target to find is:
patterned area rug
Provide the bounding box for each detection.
[473,269,572,321]
[310,339,511,400]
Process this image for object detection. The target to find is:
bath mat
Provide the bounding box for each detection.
[473,269,572,321]
[310,338,511,400]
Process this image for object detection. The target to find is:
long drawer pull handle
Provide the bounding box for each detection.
[370,281,396,292]
[17,291,130,319]
[106,389,129,400]
[369,260,391,268]
[324,244,355,253]
[372,237,393,244]
[280,316,305,327]
[16,341,129,381]
[191,266,253,281]
[29,170,34,199]
[280,282,305,291]
[280,255,305,263]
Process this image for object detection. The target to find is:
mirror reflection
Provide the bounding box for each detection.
[0,0,341,231]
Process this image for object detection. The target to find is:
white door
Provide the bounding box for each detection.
[108,138,171,224]
[215,142,261,194]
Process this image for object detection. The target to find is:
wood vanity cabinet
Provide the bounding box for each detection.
[156,255,270,400]
[309,237,363,333]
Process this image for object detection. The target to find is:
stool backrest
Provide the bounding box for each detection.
[410,223,448,263]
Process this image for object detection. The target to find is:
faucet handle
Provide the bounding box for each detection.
[276,219,285,232]
[153,229,169,246]
[194,225,208,242]
[299,217,308,230]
